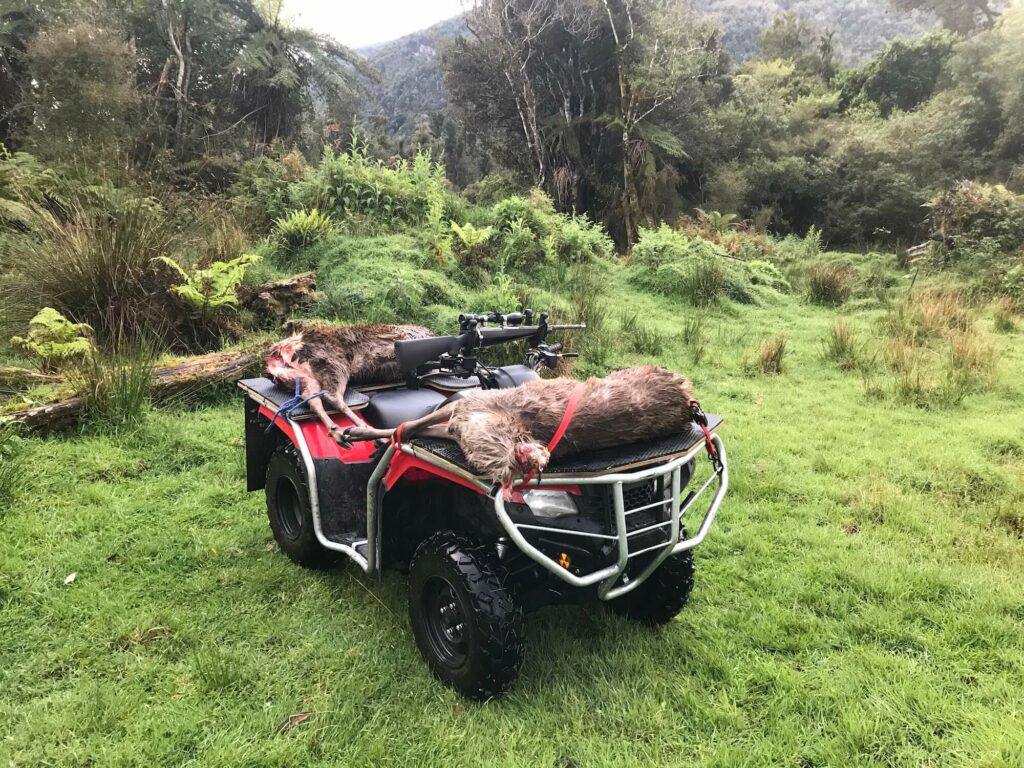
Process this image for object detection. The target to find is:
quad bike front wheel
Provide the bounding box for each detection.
[265,444,339,570]
[607,549,695,626]
[408,531,525,700]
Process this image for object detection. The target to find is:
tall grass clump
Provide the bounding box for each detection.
[681,258,726,307]
[991,297,1016,332]
[619,312,665,355]
[820,317,872,371]
[807,262,855,306]
[72,334,158,432]
[5,199,177,341]
[678,315,707,363]
[747,334,787,375]
[564,264,613,371]
[0,421,25,509]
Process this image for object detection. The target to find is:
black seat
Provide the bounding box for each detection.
[492,365,540,388]
[362,388,448,429]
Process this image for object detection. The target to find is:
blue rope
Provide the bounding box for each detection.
[264,374,326,434]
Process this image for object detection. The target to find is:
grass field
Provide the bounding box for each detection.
[2,264,1023,767]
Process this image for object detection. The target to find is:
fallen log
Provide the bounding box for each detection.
[0,367,63,390]
[2,349,261,434]
[239,272,319,325]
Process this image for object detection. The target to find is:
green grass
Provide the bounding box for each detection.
[2,269,1023,767]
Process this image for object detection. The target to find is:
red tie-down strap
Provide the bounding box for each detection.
[521,383,586,486]
[689,400,720,467]
[547,384,586,455]
[392,422,406,447]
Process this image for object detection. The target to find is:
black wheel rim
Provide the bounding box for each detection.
[422,576,468,669]
[275,477,303,540]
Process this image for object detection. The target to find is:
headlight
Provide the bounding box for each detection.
[522,490,578,518]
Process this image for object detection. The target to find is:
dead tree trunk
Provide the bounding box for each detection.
[238,272,319,326]
[0,368,63,391]
[2,349,261,434]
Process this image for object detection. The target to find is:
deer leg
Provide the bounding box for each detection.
[303,385,344,442]
[344,404,457,443]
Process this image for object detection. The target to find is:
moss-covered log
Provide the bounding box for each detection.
[0,367,63,390]
[2,349,261,434]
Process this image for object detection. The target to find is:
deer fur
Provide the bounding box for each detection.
[265,321,431,437]
[348,365,696,488]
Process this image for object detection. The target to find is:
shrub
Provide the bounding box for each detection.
[677,213,776,261]
[747,259,791,292]
[292,146,445,229]
[10,307,94,372]
[773,226,824,265]
[545,216,615,265]
[491,195,554,242]
[927,181,1024,256]
[469,273,520,315]
[496,216,544,271]
[465,170,523,206]
[318,256,467,326]
[807,262,855,306]
[230,156,293,232]
[273,209,336,253]
[450,221,494,266]
[630,224,726,269]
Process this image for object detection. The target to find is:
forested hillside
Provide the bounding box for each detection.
[361,0,935,139]
[360,16,466,136]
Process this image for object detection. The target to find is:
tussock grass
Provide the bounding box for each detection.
[71,334,157,432]
[678,315,708,363]
[807,262,855,306]
[682,258,726,307]
[0,421,24,508]
[991,297,1016,333]
[747,333,787,375]
[821,316,868,371]
[886,289,974,341]
[619,312,665,355]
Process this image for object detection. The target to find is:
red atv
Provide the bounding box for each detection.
[239,311,728,700]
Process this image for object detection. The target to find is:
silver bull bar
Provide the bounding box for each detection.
[491,434,728,600]
[370,432,728,598]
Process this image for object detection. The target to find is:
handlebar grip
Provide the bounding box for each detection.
[504,312,524,326]
[547,342,563,353]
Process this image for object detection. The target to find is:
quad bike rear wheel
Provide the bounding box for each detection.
[265,444,339,570]
[607,549,695,626]
[408,531,525,700]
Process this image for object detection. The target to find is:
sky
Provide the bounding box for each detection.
[284,0,467,49]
